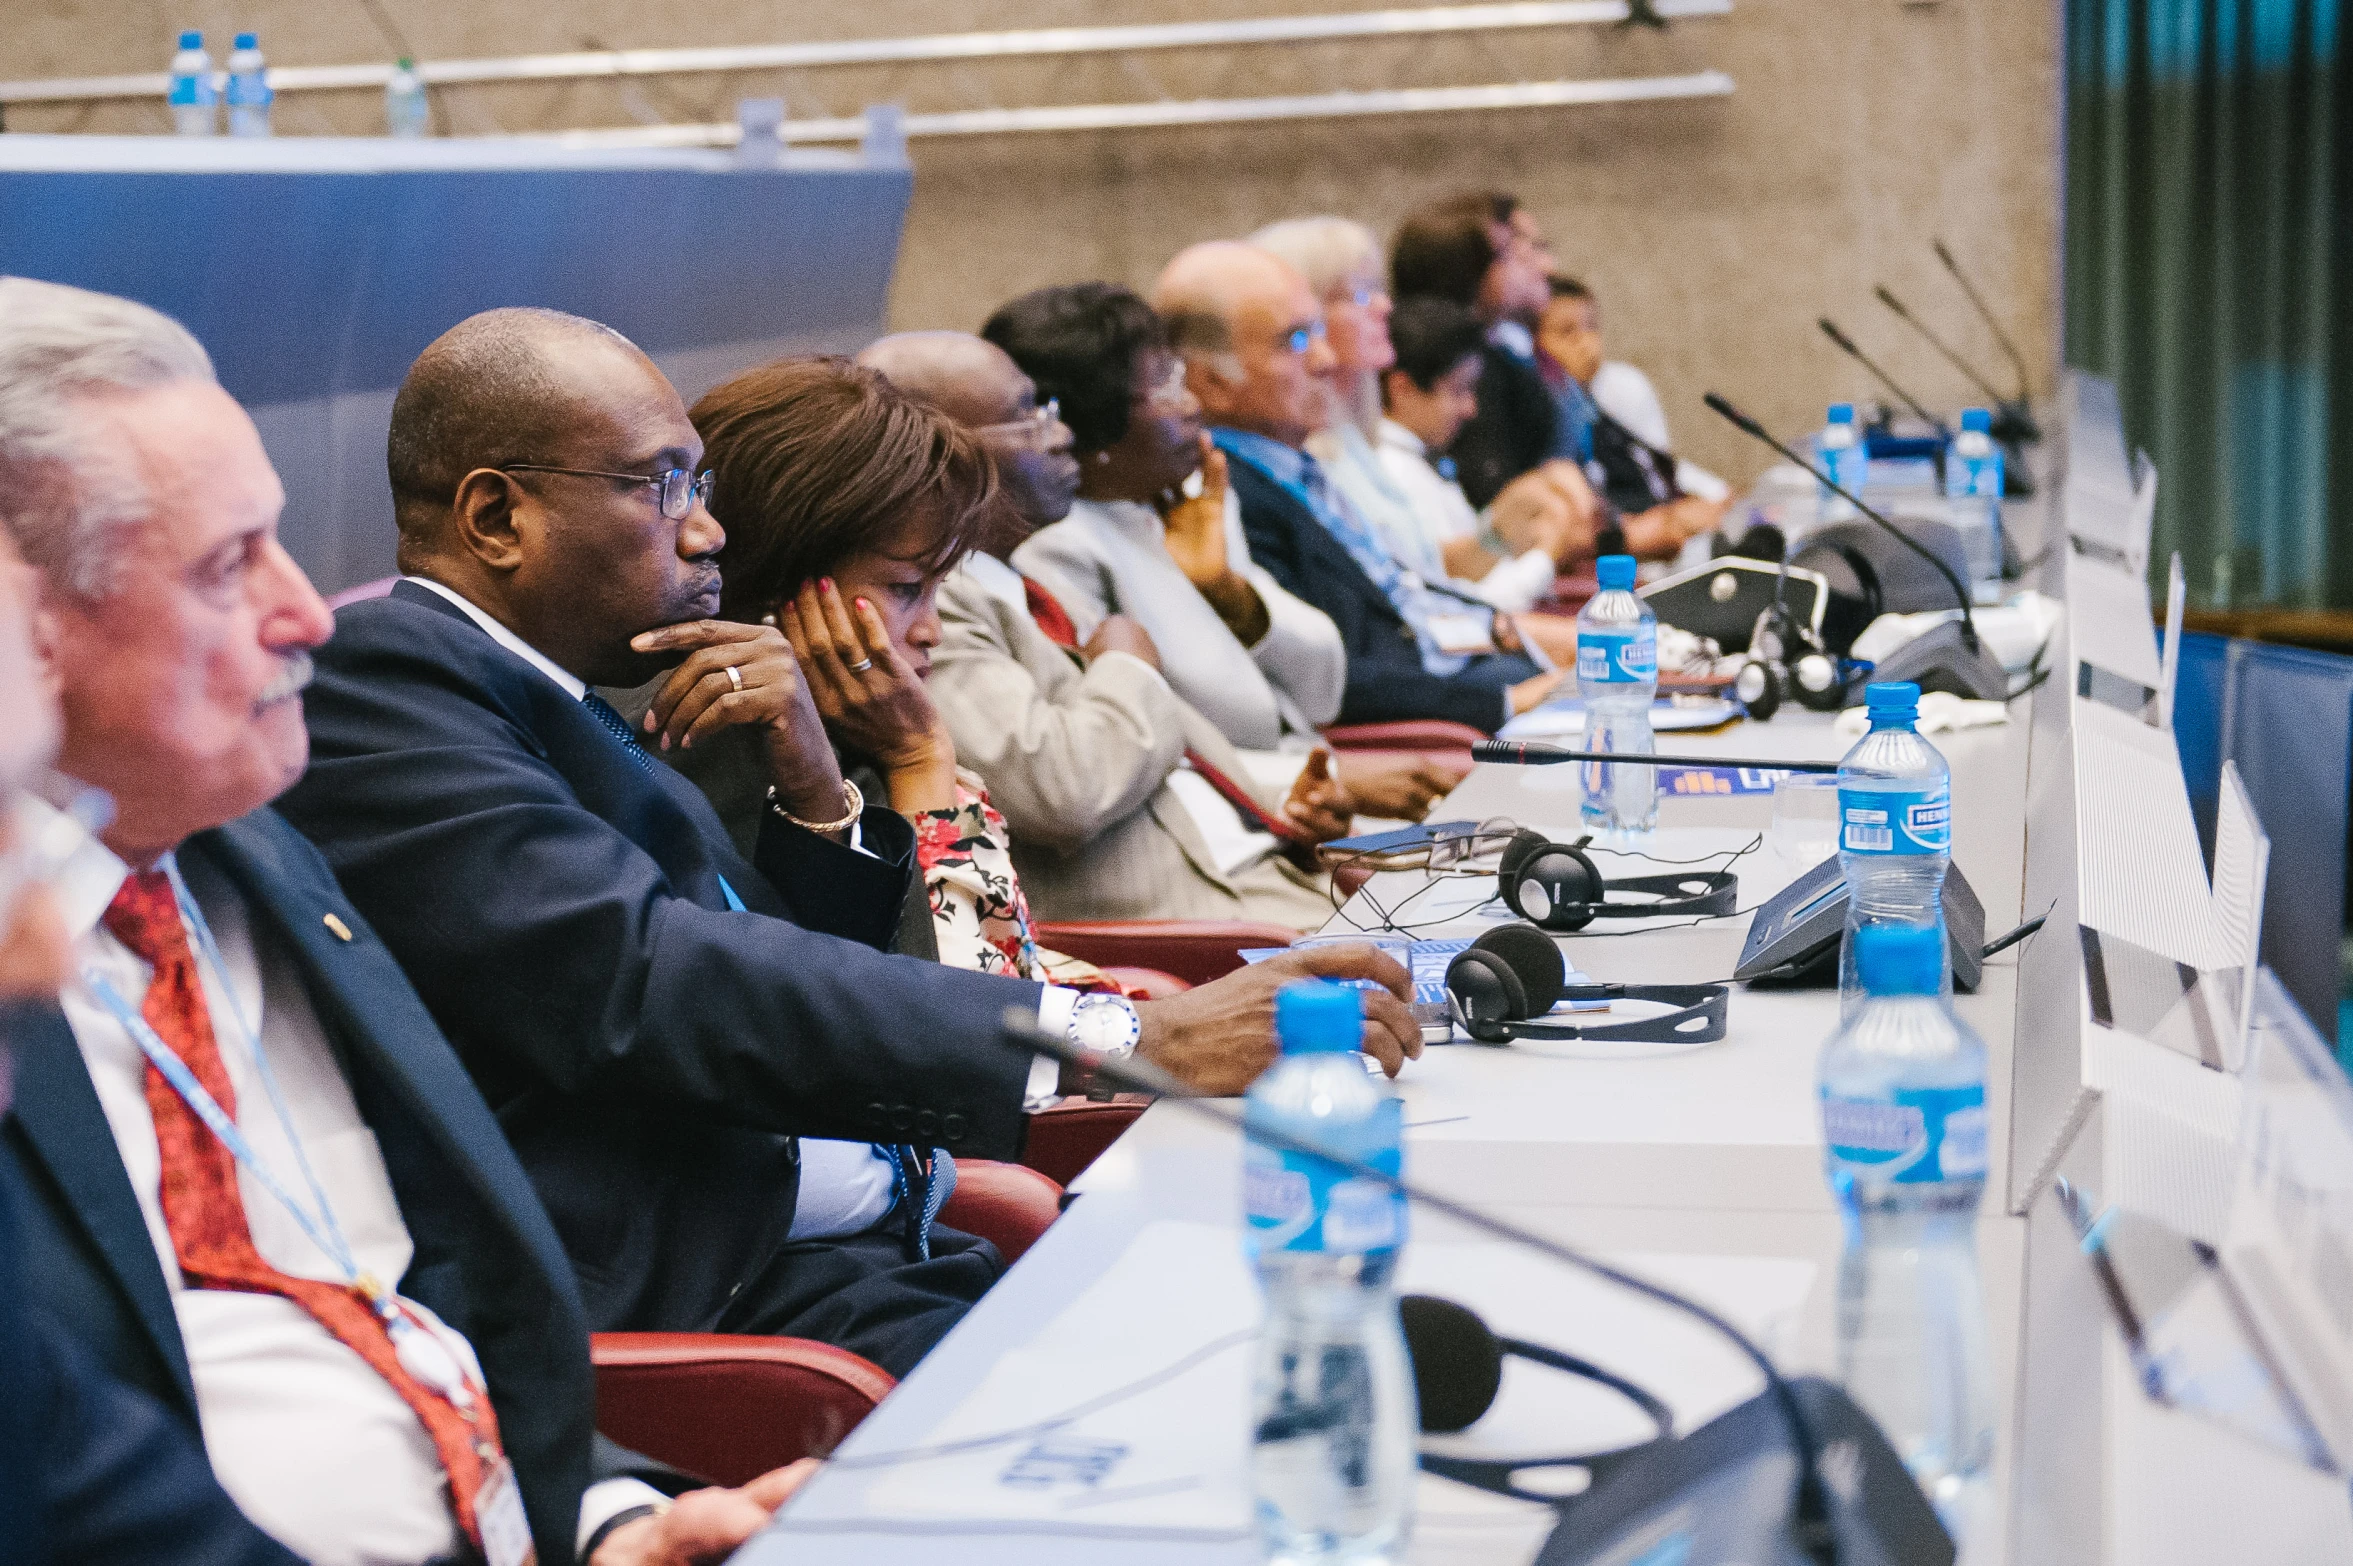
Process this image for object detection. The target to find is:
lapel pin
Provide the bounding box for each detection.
[323,913,354,942]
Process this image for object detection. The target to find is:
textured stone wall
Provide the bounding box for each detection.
[3,0,2060,483]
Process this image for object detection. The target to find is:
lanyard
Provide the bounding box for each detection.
[83,863,480,1411]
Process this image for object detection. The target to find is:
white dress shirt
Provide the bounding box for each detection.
[403,575,1073,1116]
[43,803,662,1564]
[1373,421,1559,614]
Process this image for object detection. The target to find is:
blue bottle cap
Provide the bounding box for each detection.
[178,30,203,48]
[1856,923,1944,997]
[1865,680,1920,710]
[234,31,258,48]
[1275,980,1363,1055]
[1827,402,1855,424]
[1960,408,1991,433]
[1595,554,1637,591]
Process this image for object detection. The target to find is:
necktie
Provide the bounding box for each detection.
[1019,575,1302,844]
[581,691,655,773]
[104,870,507,1551]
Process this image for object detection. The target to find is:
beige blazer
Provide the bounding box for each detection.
[931,561,1334,928]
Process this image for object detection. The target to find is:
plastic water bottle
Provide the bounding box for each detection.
[1820,922,1994,1538]
[1836,682,1951,1017]
[1576,553,1658,834]
[385,57,429,138]
[1942,409,2005,585]
[168,32,217,136]
[1246,982,1416,1565]
[224,33,272,138]
[1816,402,1869,522]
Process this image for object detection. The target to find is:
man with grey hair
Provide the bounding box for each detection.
[1155,242,1561,732]
[0,277,809,1566]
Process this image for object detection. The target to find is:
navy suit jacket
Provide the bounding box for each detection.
[0,812,646,1565]
[275,582,1040,1333]
[1227,456,1518,732]
[1447,342,1562,510]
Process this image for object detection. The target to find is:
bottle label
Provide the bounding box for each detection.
[1577,628,1657,685]
[169,77,214,107]
[1244,1097,1406,1256]
[1822,1083,1987,1184]
[1838,782,1949,855]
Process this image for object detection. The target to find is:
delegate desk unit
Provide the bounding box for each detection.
[749,378,2353,1564]
[0,135,912,597]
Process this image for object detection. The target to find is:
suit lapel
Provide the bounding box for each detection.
[186,819,575,1298]
[6,1003,196,1409]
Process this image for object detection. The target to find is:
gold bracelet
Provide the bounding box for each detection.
[769,777,864,833]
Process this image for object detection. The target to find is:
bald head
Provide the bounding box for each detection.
[386,306,726,687]
[387,307,657,551]
[856,329,1080,540]
[1151,242,1334,448]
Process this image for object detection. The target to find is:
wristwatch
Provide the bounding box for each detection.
[1066,992,1141,1099]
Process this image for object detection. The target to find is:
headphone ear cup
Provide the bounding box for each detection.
[1734,657,1782,721]
[1790,652,1847,712]
[1445,948,1527,1036]
[1496,828,1552,923]
[1517,845,1602,931]
[1468,922,1566,1014]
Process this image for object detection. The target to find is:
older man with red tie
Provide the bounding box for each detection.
[0,277,808,1564]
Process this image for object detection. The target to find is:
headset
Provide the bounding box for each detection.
[1496,829,1738,932]
[1444,923,1730,1046]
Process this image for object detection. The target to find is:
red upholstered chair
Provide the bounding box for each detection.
[1034,919,1296,985]
[592,1334,894,1486]
[1098,966,1191,999]
[588,1160,1064,1483]
[325,576,397,610]
[1022,1095,1152,1187]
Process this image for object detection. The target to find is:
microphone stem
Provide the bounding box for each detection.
[1935,240,2033,405]
[1000,1009,1843,1564]
[1875,287,2010,409]
[1704,395,1982,654]
[1472,742,1839,772]
[1818,320,1948,438]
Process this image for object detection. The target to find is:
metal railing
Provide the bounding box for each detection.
[0,1,1731,105]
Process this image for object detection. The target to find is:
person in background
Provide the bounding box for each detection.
[850,332,1370,926]
[1536,275,1731,528]
[0,277,808,1566]
[1154,240,1562,732]
[983,282,1461,820]
[1250,215,1594,627]
[1377,295,1561,613]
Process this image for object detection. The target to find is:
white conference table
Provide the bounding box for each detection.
[746,707,2040,1566]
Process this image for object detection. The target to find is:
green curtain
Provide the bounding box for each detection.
[2066,0,2348,608]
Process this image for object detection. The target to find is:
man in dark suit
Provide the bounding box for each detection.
[275,308,1419,1374]
[1152,242,1563,733]
[0,277,802,1566]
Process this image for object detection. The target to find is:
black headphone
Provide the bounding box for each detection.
[1496,830,1737,932]
[1443,923,1729,1046]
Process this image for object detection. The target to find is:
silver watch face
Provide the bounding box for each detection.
[1069,994,1140,1055]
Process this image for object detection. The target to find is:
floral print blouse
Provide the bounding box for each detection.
[912,770,1118,994]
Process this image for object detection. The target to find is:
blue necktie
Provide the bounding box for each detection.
[580,692,655,774]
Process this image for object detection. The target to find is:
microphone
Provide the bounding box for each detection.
[1474,741,1837,772]
[1000,1008,1955,1565]
[1934,238,2032,407]
[1873,283,2042,449]
[1702,392,2009,701]
[998,1008,1844,1564]
[1817,318,1950,440]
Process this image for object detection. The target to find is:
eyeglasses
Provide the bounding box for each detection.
[499,463,716,521]
[1276,320,1328,356]
[1139,359,1193,412]
[973,398,1063,446]
[1334,283,1388,311]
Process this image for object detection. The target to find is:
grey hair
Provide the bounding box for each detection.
[0,277,216,599]
[1248,216,1384,302]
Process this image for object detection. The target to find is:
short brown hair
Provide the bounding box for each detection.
[1390,191,1518,306]
[690,356,997,622]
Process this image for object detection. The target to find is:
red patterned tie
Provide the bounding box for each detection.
[103,869,506,1550]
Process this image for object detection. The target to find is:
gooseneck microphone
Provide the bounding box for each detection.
[1703,392,2009,700]
[1934,238,2032,407]
[1874,283,2042,448]
[998,1006,1845,1565]
[1473,740,1837,772]
[1817,318,1950,439]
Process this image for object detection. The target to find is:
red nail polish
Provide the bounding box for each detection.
[821,577,834,592]
[855,597,870,611]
